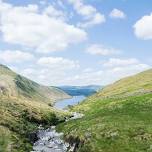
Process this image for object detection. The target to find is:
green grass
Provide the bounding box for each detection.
[0,97,69,152]
[0,126,11,152]
[0,65,71,152]
[97,69,152,98]
[57,69,152,152]
[57,93,152,152]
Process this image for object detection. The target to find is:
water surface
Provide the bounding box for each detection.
[54,96,86,109]
[32,96,86,152]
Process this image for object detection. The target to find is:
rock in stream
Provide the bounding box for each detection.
[31,113,84,152]
[31,126,69,152]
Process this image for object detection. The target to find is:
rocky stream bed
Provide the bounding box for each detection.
[31,113,84,152]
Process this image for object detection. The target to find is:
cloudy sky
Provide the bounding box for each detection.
[0,0,151,86]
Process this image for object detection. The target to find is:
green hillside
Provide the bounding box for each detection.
[0,64,70,152]
[57,69,152,152]
[97,69,152,98]
[0,64,70,103]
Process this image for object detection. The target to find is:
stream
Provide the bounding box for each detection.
[31,96,85,152]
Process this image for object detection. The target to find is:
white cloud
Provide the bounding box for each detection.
[110,8,126,19]
[37,56,79,70]
[0,1,87,53]
[101,58,150,84]
[134,13,152,40]
[55,59,150,85]
[21,68,66,85]
[43,5,66,21]
[65,70,104,85]
[0,50,34,63]
[104,63,150,83]
[103,58,139,68]
[21,68,36,76]
[12,56,80,85]
[68,0,105,28]
[12,56,151,86]
[86,44,120,56]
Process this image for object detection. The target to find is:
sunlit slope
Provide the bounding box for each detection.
[0,64,70,152]
[97,69,152,97]
[57,69,152,152]
[0,64,70,103]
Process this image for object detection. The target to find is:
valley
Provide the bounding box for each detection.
[0,1,151,152]
[0,65,152,152]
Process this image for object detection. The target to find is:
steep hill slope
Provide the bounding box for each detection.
[0,64,70,103]
[57,69,152,152]
[0,64,70,152]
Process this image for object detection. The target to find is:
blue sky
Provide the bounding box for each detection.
[0,0,151,86]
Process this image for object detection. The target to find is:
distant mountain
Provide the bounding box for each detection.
[0,64,70,151]
[58,85,102,96]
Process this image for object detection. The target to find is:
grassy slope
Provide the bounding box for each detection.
[0,64,70,103]
[0,65,70,152]
[57,69,152,152]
